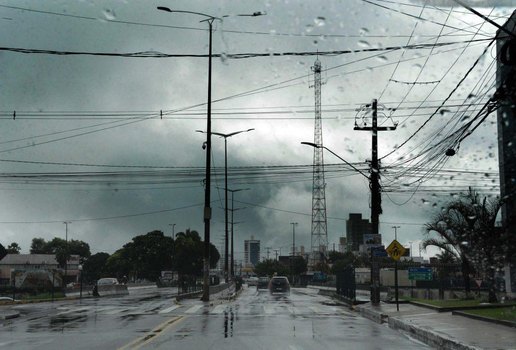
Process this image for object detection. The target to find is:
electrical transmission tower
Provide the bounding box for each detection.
[309,58,328,268]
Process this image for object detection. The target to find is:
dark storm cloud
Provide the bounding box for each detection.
[0,0,512,261]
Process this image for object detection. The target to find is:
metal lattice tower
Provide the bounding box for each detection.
[310,58,328,268]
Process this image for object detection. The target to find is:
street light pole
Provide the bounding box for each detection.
[198,129,254,284]
[227,187,249,279]
[290,222,298,285]
[63,221,71,287]
[157,7,263,300]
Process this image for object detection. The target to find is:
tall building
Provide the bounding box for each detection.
[244,235,260,267]
[346,213,371,252]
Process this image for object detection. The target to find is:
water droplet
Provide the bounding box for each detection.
[359,27,369,36]
[358,40,370,48]
[412,63,422,69]
[220,52,228,65]
[314,16,326,27]
[103,8,116,20]
[376,56,388,62]
[305,24,314,33]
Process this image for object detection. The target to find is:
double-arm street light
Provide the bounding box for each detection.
[198,129,254,283]
[157,7,263,301]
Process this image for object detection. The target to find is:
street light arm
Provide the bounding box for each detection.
[157,7,220,21]
[301,142,370,180]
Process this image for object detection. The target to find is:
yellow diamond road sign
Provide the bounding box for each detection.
[386,240,406,261]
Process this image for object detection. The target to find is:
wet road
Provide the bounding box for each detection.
[0,286,428,349]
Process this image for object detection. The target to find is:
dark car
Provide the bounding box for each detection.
[257,277,270,290]
[269,276,290,295]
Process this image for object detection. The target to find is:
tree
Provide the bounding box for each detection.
[6,242,21,254]
[329,251,359,274]
[0,243,6,260]
[254,259,289,277]
[82,252,110,283]
[423,188,512,301]
[121,230,174,281]
[30,238,47,254]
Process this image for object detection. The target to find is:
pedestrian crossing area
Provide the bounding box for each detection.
[55,302,353,318]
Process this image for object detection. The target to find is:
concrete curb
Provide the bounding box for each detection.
[452,310,516,329]
[387,316,483,350]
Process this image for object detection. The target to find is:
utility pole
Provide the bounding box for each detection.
[266,247,271,260]
[354,98,397,306]
[290,222,298,285]
[63,221,71,287]
[274,249,279,261]
[496,10,516,299]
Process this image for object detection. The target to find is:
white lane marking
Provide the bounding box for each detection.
[159,305,182,314]
[210,305,227,314]
[105,308,131,315]
[308,306,322,314]
[264,305,276,314]
[55,307,90,316]
[184,305,204,314]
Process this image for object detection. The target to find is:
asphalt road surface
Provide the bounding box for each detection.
[0,286,429,349]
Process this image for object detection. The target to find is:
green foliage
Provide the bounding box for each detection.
[423,188,511,300]
[82,252,110,283]
[329,251,359,273]
[254,259,289,277]
[119,230,174,281]
[314,262,331,274]
[174,229,220,277]
[0,243,6,260]
[6,242,21,254]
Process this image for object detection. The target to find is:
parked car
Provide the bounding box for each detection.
[257,277,270,290]
[97,277,119,286]
[268,276,290,295]
[247,276,259,286]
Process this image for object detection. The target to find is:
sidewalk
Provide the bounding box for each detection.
[356,302,516,350]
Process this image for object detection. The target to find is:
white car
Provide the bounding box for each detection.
[97,277,119,286]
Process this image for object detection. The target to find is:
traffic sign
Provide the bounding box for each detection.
[386,240,406,261]
[408,267,433,281]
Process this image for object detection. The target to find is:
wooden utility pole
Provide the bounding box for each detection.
[355,99,397,305]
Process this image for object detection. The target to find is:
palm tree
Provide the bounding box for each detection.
[423,188,504,301]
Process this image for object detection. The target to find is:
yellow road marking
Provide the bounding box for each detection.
[118,316,184,350]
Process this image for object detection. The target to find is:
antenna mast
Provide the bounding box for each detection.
[310,58,328,269]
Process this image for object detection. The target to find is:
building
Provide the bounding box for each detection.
[338,237,347,253]
[0,254,80,287]
[346,213,371,252]
[244,236,260,267]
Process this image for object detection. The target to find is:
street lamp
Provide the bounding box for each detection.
[169,223,176,237]
[301,142,382,304]
[228,188,249,279]
[198,128,254,283]
[157,7,264,301]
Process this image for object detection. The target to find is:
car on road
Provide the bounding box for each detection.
[268,276,290,295]
[256,277,270,290]
[246,276,259,286]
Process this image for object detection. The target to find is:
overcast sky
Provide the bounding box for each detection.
[0,0,514,262]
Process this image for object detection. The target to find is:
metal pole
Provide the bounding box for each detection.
[224,138,229,283]
[230,190,235,279]
[201,18,214,302]
[290,222,297,285]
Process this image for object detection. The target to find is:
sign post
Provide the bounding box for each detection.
[386,240,406,311]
